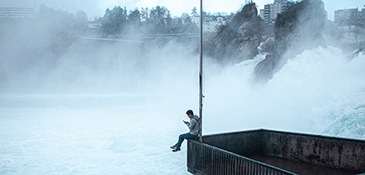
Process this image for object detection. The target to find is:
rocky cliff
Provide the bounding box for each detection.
[254,0,327,82]
[205,3,262,64]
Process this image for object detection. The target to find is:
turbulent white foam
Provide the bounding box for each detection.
[1,43,365,174]
[0,96,191,175]
[204,47,365,140]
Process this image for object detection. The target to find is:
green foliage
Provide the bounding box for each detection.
[147,6,170,33]
[100,5,198,35]
[101,6,127,35]
[127,9,141,29]
[191,7,198,17]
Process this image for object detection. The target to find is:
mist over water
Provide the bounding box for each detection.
[204,47,365,139]
[1,17,365,174]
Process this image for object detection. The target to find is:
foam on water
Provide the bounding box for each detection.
[204,47,365,139]
[1,45,365,174]
[0,94,190,174]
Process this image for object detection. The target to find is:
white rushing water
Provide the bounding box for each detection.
[204,47,365,138]
[0,93,191,174]
[1,41,365,174]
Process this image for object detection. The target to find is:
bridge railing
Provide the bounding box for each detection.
[187,139,297,175]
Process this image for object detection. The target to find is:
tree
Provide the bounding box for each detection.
[165,11,173,33]
[101,6,127,35]
[140,7,149,21]
[172,13,198,34]
[181,13,191,24]
[128,8,141,27]
[191,7,198,17]
[149,6,168,22]
[148,6,170,33]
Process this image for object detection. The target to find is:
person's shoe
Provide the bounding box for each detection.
[172,148,181,152]
[170,145,176,149]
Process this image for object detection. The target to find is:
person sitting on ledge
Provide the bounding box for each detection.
[170,110,200,152]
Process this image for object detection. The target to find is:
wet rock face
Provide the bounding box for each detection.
[231,3,262,61]
[259,37,275,54]
[234,14,262,60]
[206,3,262,64]
[254,0,327,82]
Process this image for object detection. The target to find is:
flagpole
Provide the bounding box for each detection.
[199,0,203,142]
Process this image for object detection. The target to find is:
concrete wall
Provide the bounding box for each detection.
[202,129,365,173]
[203,130,264,157]
[262,130,365,173]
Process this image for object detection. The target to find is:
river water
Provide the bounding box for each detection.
[1,43,365,174]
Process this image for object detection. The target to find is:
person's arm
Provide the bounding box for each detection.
[187,118,197,130]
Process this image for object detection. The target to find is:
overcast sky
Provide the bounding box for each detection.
[0,0,364,21]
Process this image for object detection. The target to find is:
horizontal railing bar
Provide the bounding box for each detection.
[203,129,365,143]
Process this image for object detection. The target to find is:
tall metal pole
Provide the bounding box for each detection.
[199,0,203,142]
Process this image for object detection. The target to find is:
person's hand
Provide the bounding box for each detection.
[183,121,189,124]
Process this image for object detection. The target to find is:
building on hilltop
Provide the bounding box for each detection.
[0,7,35,19]
[360,8,365,26]
[335,8,359,24]
[259,0,288,24]
[335,7,365,25]
[335,7,365,44]
[87,21,102,34]
[260,0,325,24]
[337,24,365,44]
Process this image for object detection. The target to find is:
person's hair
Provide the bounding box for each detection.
[186,110,194,115]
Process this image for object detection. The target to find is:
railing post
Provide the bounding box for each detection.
[198,0,203,144]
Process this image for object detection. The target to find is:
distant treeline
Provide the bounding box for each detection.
[98,6,202,35]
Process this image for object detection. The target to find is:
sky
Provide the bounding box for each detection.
[0,0,364,21]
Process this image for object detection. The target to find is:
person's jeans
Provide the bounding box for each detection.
[175,132,198,149]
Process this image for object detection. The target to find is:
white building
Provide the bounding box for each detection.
[335,8,365,25]
[334,8,358,24]
[337,24,365,44]
[260,0,325,24]
[260,0,288,24]
[334,8,365,44]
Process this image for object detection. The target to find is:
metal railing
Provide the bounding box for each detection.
[187,140,297,175]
